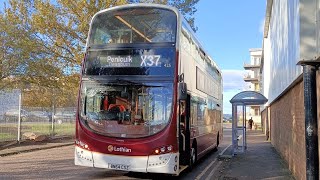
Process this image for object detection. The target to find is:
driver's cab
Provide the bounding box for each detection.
[101,94,131,124]
[98,89,149,125]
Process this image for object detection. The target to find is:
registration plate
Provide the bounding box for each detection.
[108,163,129,170]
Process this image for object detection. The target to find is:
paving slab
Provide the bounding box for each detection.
[216,130,295,180]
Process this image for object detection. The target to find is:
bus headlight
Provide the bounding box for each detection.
[160,147,166,153]
[153,145,173,155]
[76,139,90,150]
[155,149,160,154]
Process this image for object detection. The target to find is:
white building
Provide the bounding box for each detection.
[262,0,320,105]
[243,48,262,126]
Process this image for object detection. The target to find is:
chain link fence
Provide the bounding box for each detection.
[0,90,21,142]
[0,90,76,143]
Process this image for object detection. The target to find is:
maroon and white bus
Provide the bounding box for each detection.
[75,3,223,175]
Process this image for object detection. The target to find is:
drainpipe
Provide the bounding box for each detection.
[302,64,319,180]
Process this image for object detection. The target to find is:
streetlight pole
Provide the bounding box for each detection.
[302,63,319,180]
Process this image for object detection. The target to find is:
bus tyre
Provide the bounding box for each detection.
[213,134,219,152]
[189,147,197,168]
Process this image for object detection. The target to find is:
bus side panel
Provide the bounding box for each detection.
[179,27,223,161]
[192,108,221,158]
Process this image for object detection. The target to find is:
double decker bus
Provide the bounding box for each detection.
[75,3,223,175]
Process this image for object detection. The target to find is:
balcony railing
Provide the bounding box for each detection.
[243,62,261,69]
[243,74,260,82]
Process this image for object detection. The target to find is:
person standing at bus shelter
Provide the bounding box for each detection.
[248,117,254,130]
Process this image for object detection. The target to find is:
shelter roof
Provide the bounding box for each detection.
[230,91,268,105]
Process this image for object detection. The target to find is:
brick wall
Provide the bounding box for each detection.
[268,80,306,180]
[262,69,320,180]
[261,107,271,140]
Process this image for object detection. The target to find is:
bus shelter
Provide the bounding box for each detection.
[229,91,268,156]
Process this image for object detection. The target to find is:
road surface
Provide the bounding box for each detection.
[0,125,232,180]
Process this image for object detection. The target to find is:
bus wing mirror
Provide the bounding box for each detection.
[178,82,187,100]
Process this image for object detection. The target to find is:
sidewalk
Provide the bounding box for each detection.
[0,131,295,179]
[0,137,74,157]
[216,130,295,180]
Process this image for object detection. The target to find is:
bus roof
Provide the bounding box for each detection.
[91,3,180,24]
[88,3,221,75]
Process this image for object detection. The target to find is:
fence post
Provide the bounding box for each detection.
[17,92,22,143]
[51,89,55,137]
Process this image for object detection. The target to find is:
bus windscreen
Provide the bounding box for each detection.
[80,80,173,138]
[89,7,177,44]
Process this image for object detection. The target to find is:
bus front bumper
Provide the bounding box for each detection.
[75,146,180,175]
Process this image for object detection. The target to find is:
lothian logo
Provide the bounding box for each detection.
[107,145,113,152]
[107,145,132,153]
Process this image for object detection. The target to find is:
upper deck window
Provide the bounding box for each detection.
[89,7,177,45]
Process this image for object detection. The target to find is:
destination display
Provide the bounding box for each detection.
[85,47,175,76]
[98,55,164,68]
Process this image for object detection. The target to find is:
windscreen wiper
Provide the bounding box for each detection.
[114,78,142,85]
[114,79,163,87]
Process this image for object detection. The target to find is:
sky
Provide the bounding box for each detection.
[0,1,267,114]
[194,0,266,114]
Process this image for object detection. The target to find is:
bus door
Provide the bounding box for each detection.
[179,95,191,165]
